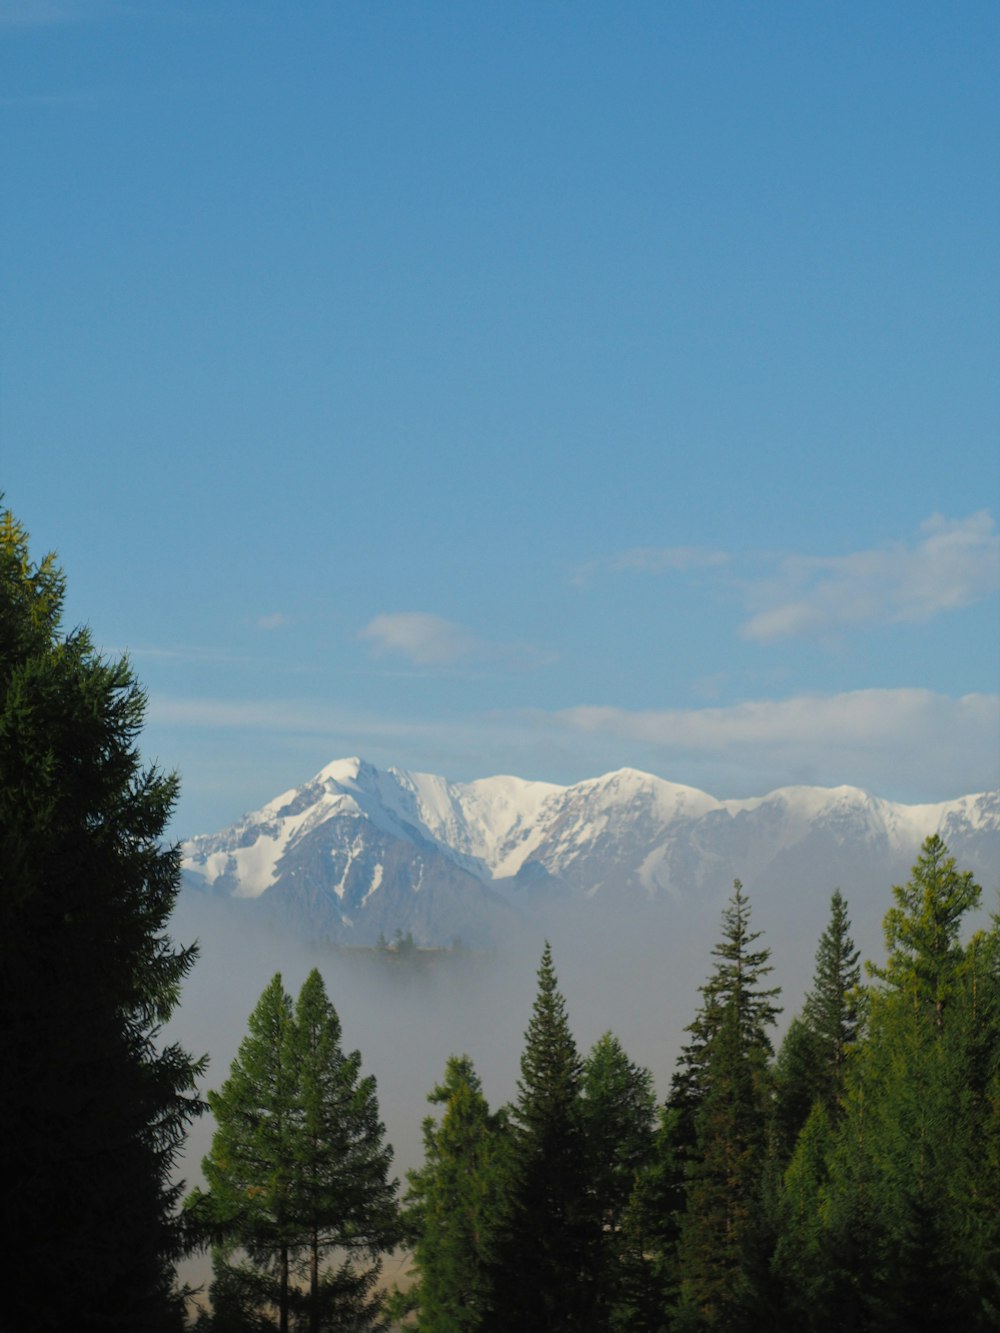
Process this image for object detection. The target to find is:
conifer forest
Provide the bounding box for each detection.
[3,504,999,1331]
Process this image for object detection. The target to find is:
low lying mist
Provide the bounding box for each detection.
[164,865,921,1297]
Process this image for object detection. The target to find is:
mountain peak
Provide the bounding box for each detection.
[181,758,999,946]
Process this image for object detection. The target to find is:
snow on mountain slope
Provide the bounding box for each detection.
[181,758,1000,945]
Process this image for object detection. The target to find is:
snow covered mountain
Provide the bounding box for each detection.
[180,758,1000,947]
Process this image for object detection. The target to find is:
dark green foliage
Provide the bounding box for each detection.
[803,889,861,1086]
[657,882,780,1329]
[392,844,998,1332]
[580,1032,658,1329]
[871,834,982,1024]
[0,507,204,1330]
[774,890,860,1155]
[188,969,398,1331]
[402,1055,510,1330]
[482,942,602,1331]
[771,838,1000,1331]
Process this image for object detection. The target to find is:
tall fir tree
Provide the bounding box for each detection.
[0,505,204,1331]
[785,838,1000,1331]
[188,969,398,1331]
[870,833,981,1026]
[482,942,602,1331]
[402,1055,510,1331]
[580,1032,658,1330]
[189,974,298,1331]
[671,881,781,1331]
[288,970,399,1333]
[773,890,860,1156]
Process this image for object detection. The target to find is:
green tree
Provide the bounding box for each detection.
[789,839,1000,1331]
[189,975,297,1330]
[188,969,399,1331]
[402,1055,510,1331]
[673,881,781,1331]
[773,890,860,1156]
[580,1032,658,1330]
[0,506,204,1331]
[290,969,399,1332]
[871,834,982,1026]
[482,942,601,1331]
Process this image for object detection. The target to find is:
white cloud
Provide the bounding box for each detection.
[742,511,1000,641]
[358,612,483,667]
[358,612,556,672]
[146,688,999,804]
[256,612,290,632]
[547,689,1000,798]
[147,695,443,740]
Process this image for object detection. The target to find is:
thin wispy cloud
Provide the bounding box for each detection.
[148,695,444,740]
[257,612,291,632]
[358,611,555,672]
[742,511,999,641]
[118,643,276,667]
[359,612,482,667]
[573,545,729,586]
[546,689,999,796]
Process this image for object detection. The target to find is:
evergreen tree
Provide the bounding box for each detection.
[773,890,860,1155]
[403,1055,510,1331]
[793,839,1000,1331]
[672,881,781,1331]
[188,975,298,1330]
[188,969,399,1331]
[770,1101,838,1333]
[0,505,204,1330]
[870,833,981,1026]
[803,889,861,1087]
[289,970,399,1332]
[482,942,601,1331]
[580,1033,658,1329]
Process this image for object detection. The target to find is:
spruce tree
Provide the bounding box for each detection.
[0,505,204,1330]
[189,974,298,1330]
[188,969,399,1331]
[798,839,1000,1331]
[773,890,860,1155]
[482,942,601,1331]
[402,1055,510,1331]
[803,889,861,1085]
[580,1033,657,1329]
[289,969,399,1332]
[672,881,780,1331]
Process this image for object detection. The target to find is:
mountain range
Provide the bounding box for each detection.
[180,758,1000,948]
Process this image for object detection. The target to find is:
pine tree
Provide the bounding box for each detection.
[289,969,399,1332]
[672,881,781,1331]
[0,505,204,1330]
[402,1055,510,1331]
[580,1033,658,1329]
[801,839,1000,1331]
[803,889,861,1085]
[188,974,298,1330]
[871,833,981,1027]
[188,969,399,1331]
[773,890,860,1155]
[482,942,601,1331]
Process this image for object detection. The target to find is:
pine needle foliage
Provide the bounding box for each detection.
[0,504,204,1331]
[188,969,398,1332]
[482,942,602,1331]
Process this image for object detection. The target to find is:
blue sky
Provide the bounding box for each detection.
[3,1,998,836]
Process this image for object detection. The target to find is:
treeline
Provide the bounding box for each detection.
[186,837,1000,1332]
